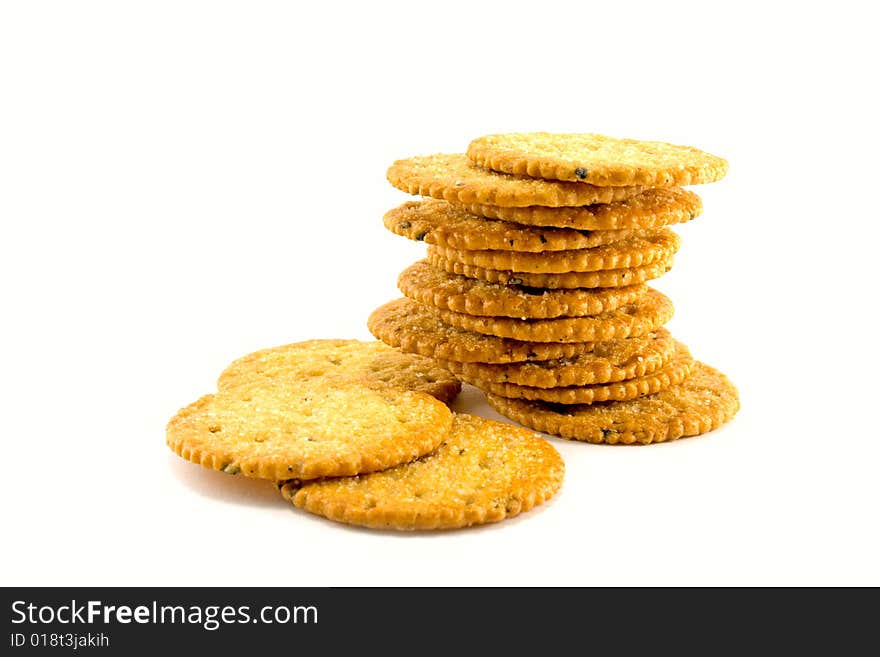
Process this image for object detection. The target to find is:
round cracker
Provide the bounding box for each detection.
[431,288,673,343]
[166,379,452,480]
[487,362,739,445]
[217,339,460,404]
[427,229,680,274]
[439,329,675,387]
[428,252,674,289]
[457,187,701,230]
[384,199,638,252]
[398,260,647,319]
[280,413,564,531]
[387,153,645,207]
[457,341,694,404]
[467,132,728,186]
[368,298,599,364]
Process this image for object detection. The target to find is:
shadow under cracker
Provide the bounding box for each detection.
[167,453,284,508]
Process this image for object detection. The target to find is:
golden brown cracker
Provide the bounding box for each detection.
[427,229,680,274]
[166,379,452,480]
[467,132,728,186]
[217,339,460,404]
[428,251,674,289]
[488,362,739,444]
[384,199,638,252]
[431,288,673,343]
[458,187,700,230]
[368,298,599,364]
[440,329,675,387]
[279,413,564,531]
[458,341,694,404]
[387,153,645,207]
[398,260,647,319]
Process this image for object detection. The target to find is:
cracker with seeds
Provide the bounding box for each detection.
[457,341,694,404]
[167,379,452,480]
[458,187,700,230]
[385,199,638,252]
[279,413,564,531]
[440,329,675,387]
[467,132,728,186]
[368,298,598,363]
[428,252,674,289]
[430,288,673,343]
[398,260,647,319]
[427,229,680,274]
[217,339,460,404]
[488,362,739,444]
[387,153,645,207]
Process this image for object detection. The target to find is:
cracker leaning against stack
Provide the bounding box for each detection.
[371,132,740,444]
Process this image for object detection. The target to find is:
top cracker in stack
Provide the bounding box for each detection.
[371,132,739,445]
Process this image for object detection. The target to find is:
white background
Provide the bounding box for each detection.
[2,1,878,586]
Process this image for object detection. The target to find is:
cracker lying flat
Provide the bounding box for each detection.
[488,362,739,444]
[368,298,598,364]
[431,288,673,343]
[439,329,675,387]
[279,413,564,531]
[458,341,694,404]
[398,260,647,319]
[467,133,728,186]
[458,187,700,230]
[428,252,674,289]
[387,153,645,207]
[166,379,452,480]
[384,199,637,252]
[427,229,680,274]
[217,339,460,404]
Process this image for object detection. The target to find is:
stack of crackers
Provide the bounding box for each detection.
[167,339,564,530]
[370,133,739,444]
[166,132,740,532]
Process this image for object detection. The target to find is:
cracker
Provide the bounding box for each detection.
[428,252,674,289]
[166,379,452,480]
[427,229,680,274]
[457,341,694,404]
[368,298,599,363]
[398,260,647,319]
[431,288,673,343]
[384,199,638,252]
[217,339,460,404]
[387,153,645,207]
[487,362,738,444]
[467,133,728,186]
[279,413,564,531]
[458,187,700,230]
[440,329,675,387]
